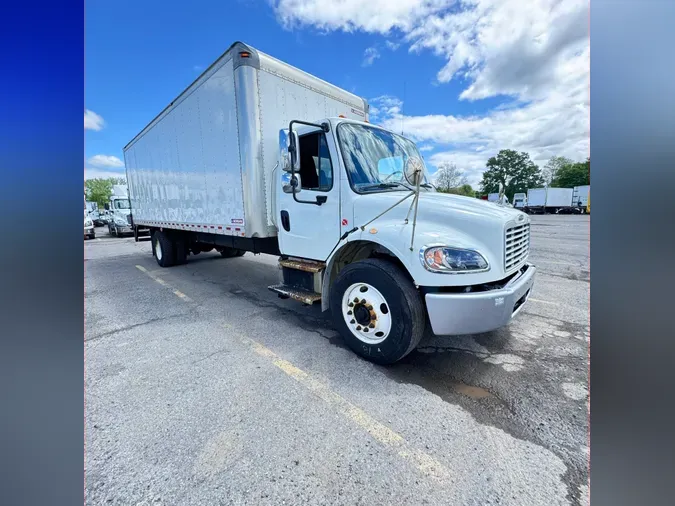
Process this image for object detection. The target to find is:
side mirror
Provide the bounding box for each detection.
[281,172,301,194]
[104,203,109,210]
[279,129,300,172]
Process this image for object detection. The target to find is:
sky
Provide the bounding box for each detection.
[85,0,589,188]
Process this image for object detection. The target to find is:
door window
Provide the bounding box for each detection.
[298,132,333,191]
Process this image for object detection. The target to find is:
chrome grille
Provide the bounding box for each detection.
[505,223,530,271]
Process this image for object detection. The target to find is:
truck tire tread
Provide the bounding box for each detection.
[330,258,425,365]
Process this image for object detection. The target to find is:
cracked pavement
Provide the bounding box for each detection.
[85,214,589,506]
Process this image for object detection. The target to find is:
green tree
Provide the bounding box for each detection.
[542,156,573,185]
[85,177,125,207]
[446,184,475,197]
[551,158,590,188]
[479,149,543,201]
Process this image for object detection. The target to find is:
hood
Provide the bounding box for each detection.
[352,190,530,282]
[354,191,525,225]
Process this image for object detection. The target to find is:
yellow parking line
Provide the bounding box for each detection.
[173,289,192,301]
[240,334,451,482]
[136,265,190,301]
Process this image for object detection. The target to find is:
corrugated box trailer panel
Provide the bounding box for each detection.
[125,57,243,232]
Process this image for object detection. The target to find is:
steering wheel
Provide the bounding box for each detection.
[382,170,403,182]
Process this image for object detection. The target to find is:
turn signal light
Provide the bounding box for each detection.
[339,114,346,118]
[239,51,251,58]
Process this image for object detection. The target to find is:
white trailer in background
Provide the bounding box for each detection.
[525,187,575,214]
[123,41,536,364]
[513,193,527,209]
[572,185,590,213]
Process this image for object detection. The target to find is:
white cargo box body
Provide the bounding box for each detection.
[123,42,368,238]
[527,188,547,207]
[573,185,590,206]
[545,188,573,207]
[488,193,499,202]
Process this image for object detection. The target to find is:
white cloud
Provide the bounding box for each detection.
[385,40,400,51]
[87,154,125,168]
[362,47,381,67]
[84,168,126,181]
[276,0,589,188]
[273,0,447,33]
[419,144,434,152]
[84,109,105,131]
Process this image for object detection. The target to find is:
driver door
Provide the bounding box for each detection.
[276,126,340,261]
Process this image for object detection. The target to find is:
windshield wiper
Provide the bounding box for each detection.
[360,182,408,191]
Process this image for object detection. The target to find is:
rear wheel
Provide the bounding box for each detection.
[219,247,246,258]
[153,231,176,267]
[330,259,425,365]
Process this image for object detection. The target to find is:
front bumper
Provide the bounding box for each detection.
[425,263,536,336]
[84,227,95,237]
[114,225,133,234]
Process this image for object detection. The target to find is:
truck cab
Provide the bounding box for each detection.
[513,193,527,209]
[105,185,133,237]
[273,117,536,363]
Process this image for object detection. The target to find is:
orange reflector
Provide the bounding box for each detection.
[239,51,250,58]
[339,114,346,118]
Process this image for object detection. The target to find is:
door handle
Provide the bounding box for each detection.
[280,210,290,231]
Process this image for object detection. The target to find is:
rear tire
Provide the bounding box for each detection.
[219,247,245,258]
[330,258,425,365]
[153,231,176,267]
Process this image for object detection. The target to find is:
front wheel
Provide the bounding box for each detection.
[330,259,425,365]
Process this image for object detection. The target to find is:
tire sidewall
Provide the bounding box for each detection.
[330,261,422,364]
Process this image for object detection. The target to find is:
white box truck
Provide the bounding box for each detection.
[572,185,590,213]
[525,187,574,214]
[123,42,536,364]
[513,193,527,209]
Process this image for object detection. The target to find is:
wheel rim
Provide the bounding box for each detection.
[155,238,163,261]
[341,282,392,344]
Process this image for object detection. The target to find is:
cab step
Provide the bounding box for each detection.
[268,284,322,305]
[278,258,326,273]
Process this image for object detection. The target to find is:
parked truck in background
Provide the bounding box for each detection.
[84,194,95,239]
[525,187,576,214]
[513,193,527,210]
[104,185,135,236]
[123,41,536,364]
[86,201,103,226]
[572,185,590,214]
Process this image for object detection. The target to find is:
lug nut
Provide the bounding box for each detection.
[356,326,362,331]
[366,304,373,310]
[363,328,369,332]
[353,298,360,303]
[369,323,375,328]
[350,319,355,324]
[348,302,354,307]
[347,310,352,315]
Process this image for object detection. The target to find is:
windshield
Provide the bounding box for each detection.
[114,199,130,210]
[337,123,432,193]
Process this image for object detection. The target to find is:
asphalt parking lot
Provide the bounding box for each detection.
[85,214,589,506]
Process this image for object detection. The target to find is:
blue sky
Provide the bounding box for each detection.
[85,0,589,187]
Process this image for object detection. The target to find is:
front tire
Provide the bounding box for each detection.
[330,259,425,365]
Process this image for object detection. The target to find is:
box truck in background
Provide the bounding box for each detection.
[525,187,575,214]
[572,185,590,213]
[123,42,536,364]
[513,193,527,209]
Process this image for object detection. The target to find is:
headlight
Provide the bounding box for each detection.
[85,220,93,227]
[420,246,489,273]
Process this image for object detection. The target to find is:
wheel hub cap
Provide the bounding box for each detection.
[341,283,392,345]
